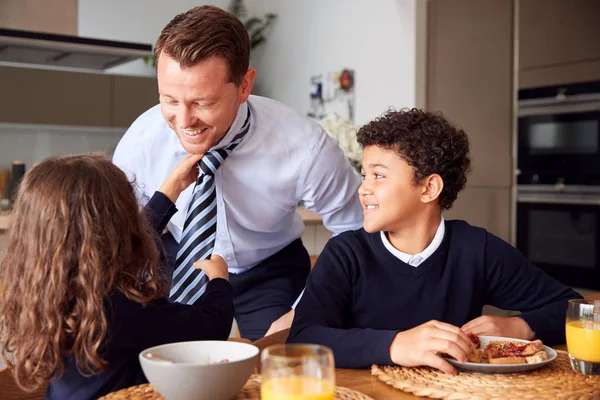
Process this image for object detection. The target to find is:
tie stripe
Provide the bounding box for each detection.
[170,109,251,304]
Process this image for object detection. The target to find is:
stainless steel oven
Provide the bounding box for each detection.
[516,186,600,290]
[518,82,600,186]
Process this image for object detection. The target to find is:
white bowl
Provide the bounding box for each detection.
[139,341,259,400]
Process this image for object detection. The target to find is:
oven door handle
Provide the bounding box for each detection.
[517,193,600,206]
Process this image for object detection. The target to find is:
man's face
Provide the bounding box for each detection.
[157,54,254,155]
[359,145,426,233]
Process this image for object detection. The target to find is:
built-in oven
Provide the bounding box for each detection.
[518,81,600,186]
[516,187,600,290]
[517,82,600,290]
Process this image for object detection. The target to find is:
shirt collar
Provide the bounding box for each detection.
[381,216,446,267]
[212,102,250,150]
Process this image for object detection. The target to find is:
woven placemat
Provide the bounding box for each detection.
[371,350,600,399]
[99,374,374,400]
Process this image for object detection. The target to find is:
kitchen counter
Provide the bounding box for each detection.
[0,212,8,231]
[0,207,322,232]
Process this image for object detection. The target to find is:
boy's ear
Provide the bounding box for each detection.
[421,174,444,204]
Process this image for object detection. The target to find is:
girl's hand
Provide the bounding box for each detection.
[389,320,472,375]
[158,153,204,203]
[193,254,229,281]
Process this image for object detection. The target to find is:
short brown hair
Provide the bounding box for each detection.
[0,154,167,391]
[154,5,250,85]
[357,108,472,210]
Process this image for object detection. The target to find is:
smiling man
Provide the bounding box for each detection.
[113,6,363,340]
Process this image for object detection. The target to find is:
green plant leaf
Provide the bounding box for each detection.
[227,0,248,19]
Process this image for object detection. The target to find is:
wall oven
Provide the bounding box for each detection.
[516,187,600,290]
[518,81,600,186]
[517,82,600,290]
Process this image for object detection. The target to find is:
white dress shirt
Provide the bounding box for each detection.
[113,95,363,273]
[381,217,446,267]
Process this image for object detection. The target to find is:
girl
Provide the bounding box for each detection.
[0,154,233,399]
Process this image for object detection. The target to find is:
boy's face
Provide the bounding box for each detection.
[359,145,426,233]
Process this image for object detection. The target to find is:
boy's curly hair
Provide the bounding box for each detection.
[357,108,471,210]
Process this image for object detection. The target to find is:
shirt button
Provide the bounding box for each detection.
[217,202,223,207]
[226,256,232,261]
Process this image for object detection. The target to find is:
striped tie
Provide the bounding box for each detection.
[170,109,251,304]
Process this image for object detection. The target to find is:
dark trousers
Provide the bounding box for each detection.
[161,233,310,341]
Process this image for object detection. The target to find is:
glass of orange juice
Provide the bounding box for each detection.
[566,299,600,375]
[260,344,335,400]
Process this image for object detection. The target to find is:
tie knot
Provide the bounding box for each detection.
[198,149,228,176]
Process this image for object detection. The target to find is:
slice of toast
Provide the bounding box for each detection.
[485,340,546,364]
[525,350,548,364]
[488,355,527,364]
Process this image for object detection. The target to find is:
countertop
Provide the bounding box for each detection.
[0,211,8,231]
[0,207,322,232]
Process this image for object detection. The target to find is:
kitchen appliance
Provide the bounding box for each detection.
[517,186,600,290]
[0,28,152,70]
[518,81,600,186]
[516,82,600,290]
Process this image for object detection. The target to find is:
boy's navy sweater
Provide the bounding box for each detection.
[288,220,581,368]
[46,192,234,400]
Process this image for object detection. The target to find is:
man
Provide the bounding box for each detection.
[113,5,363,341]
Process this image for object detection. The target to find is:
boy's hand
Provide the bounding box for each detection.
[389,320,472,375]
[193,254,229,281]
[461,315,534,340]
[158,153,204,203]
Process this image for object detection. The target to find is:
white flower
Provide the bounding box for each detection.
[318,114,362,164]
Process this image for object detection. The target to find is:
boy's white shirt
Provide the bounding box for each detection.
[381,217,446,267]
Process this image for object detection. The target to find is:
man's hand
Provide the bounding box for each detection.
[158,153,204,203]
[461,315,534,340]
[265,309,295,337]
[389,320,472,375]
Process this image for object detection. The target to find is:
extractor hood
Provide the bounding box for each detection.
[0,28,153,71]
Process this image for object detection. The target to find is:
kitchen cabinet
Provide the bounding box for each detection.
[0,0,77,36]
[112,75,158,128]
[427,0,514,242]
[427,0,513,188]
[519,0,600,88]
[0,66,158,128]
[444,187,512,243]
[0,66,112,126]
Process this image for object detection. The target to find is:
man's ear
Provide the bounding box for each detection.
[421,174,444,204]
[239,68,256,103]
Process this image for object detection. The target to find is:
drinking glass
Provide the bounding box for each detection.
[566,298,600,375]
[260,344,335,400]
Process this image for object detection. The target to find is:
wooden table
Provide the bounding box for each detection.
[336,368,417,399]
[335,344,569,400]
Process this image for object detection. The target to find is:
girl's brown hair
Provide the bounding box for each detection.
[154,5,250,85]
[0,154,168,391]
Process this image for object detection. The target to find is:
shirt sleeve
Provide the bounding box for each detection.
[298,127,363,236]
[288,241,397,368]
[112,278,234,350]
[112,127,151,207]
[483,232,583,345]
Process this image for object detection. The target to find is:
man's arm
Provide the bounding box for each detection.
[299,127,363,235]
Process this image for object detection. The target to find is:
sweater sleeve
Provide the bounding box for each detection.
[112,278,234,350]
[288,240,398,368]
[483,232,582,345]
[143,191,178,234]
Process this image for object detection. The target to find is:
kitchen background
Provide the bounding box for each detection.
[1,0,600,311]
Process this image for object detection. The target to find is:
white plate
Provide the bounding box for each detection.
[444,335,557,374]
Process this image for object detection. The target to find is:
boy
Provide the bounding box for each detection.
[288,109,581,374]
